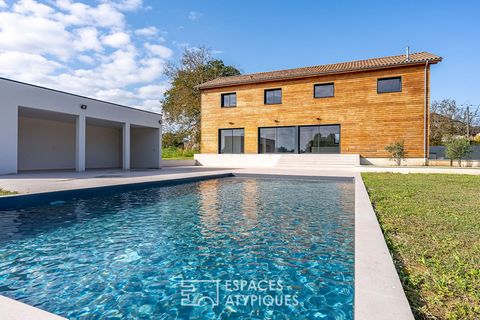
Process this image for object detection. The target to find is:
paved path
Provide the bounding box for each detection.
[1,165,478,195]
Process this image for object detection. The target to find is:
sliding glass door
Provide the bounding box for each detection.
[299,125,340,153]
[258,127,296,153]
[219,129,244,154]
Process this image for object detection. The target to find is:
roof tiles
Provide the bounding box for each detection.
[197,52,442,89]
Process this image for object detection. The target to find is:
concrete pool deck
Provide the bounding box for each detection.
[3,165,474,319]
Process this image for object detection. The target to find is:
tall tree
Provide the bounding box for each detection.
[161,47,240,149]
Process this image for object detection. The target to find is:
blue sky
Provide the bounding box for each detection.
[0,0,479,112]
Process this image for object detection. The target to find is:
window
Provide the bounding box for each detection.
[219,129,244,154]
[221,93,237,107]
[264,89,282,104]
[299,125,340,154]
[314,83,334,98]
[377,77,402,93]
[258,127,295,153]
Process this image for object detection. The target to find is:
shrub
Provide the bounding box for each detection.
[385,141,406,166]
[162,146,197,159]
[444,136,473,166]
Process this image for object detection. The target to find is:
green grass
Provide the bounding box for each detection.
[0,188,17,196]
[361,173,480,319]
[162,147,197,160]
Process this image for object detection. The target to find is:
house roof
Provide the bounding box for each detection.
[197,52,442,90]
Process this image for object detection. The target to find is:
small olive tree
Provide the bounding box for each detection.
[444,136,473,166]
[385,140,406,166]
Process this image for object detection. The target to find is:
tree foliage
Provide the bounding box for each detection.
[162,131,187,148]
[385,140,406,166]
[161,47,240,149]
[430,99,480,145]
[444,136,473,166]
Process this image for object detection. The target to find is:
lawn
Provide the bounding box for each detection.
[361,173,480,319]
[162,146,196,160]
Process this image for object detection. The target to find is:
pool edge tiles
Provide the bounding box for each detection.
[0,295,66,320]
[354,172,414,320]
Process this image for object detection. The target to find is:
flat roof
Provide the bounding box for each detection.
[197,51,442,90]
[0,77,162,116]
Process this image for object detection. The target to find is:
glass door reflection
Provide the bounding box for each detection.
[299,125,340,154]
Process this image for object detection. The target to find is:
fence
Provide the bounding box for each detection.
[429,146,480,160]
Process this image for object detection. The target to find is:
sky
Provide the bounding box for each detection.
[0,0,479,113]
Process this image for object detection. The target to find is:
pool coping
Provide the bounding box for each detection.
[354,172,414,320]
[0,170,414,319]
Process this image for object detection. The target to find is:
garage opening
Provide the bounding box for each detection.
[131,125,161,169]
[18,107,76,171]
[86,117,123,170]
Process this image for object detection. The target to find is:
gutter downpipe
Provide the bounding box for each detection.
[424,61,429,166]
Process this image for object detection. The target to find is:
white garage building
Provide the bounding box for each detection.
[0,78,162,175]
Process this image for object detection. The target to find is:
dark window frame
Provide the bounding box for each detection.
[314,83,335,98]
[221,92,237,108]
[258,126,297,154]
[218,128,244,154]
[298,124,341,154]
[377,76,402,94]
[264,88,282,105]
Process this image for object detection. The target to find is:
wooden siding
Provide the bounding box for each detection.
[200,65,430,158]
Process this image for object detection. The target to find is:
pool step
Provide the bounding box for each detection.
[275,154,360,168]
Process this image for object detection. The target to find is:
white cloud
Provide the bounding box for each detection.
[0,0,174,111]
[108,0,143,11]
[0,11,73,59]
[55,1,126,29]
[13,0,54,17]
[102,31,130,48]
[135,26,158,37]
[74,27,102,51]
[0,51,62,81]
[145,43,173,58]
[188,11,202,20]
[138,84,168,98]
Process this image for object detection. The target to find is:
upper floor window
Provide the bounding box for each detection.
[264,88,282,105]
[314,83,334,98]
[221,93,237,107]
[377,77,402,93]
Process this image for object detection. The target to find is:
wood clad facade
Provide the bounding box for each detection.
[200,64,431,158]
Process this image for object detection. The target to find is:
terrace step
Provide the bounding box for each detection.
[275,154,360,168]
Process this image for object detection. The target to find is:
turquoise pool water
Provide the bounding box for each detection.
[0,176,354,319]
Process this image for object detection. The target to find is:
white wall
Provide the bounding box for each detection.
[0,77,162,174]
[131,127,162,169]
[194,154,282,168]
[86,125,122,169]
[18,116,76,171]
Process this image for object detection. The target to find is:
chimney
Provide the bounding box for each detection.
[406,46,410,61]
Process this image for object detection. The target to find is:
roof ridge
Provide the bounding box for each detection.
[197,51,442,89]
[213,52,431,80]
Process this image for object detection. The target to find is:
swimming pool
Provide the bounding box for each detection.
[0,176,354,319]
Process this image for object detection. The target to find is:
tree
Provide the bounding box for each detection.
[162,131,186,148]
[430,99,480,145]
[161,47,241,149]
[385,140,406,166]
[444,136,473,167]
